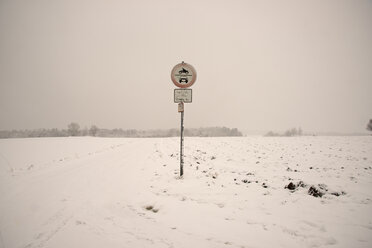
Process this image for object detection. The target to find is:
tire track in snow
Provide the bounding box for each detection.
[23,213,73,248]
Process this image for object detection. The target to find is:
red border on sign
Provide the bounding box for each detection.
[171,62,197,88]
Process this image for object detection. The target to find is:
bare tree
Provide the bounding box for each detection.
[67,122,80,136]
[89,125,99,136]
[367,119,372,132]
[298,127,303,136]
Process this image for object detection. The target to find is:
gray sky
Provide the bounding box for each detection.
[1,0,371,134]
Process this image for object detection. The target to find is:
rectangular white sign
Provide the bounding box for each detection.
[174,89,192,103]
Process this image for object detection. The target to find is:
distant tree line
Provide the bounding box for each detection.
[185,127,242,137]
[0,123,243,139]
[265,127,303,137]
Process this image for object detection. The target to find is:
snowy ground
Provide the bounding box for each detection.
[0,136,371,248]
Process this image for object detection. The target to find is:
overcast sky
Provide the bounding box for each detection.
[1,0,371,134]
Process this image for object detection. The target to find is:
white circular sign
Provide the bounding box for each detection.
[171,62,197,88]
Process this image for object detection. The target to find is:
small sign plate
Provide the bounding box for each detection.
[178,102,184,112]
[174,89,192,103]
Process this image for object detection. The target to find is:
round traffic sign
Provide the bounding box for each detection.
[171,62,197,88]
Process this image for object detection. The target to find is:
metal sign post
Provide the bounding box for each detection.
[179,103,184,176]
[171,62,197,177]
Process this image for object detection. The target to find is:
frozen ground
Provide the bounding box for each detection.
[0,136,371,248]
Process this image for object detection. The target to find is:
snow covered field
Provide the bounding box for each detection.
[0,136,371,248]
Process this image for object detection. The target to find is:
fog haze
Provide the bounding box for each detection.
[1,0,371,134]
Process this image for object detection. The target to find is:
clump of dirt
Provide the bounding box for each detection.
[286,182,296,190]
[145,205,159,213]
[285,181,346,198]
[284,181,307,192]
[331,191,347,197]
[241,179,251,184]
[308,186,324,198]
